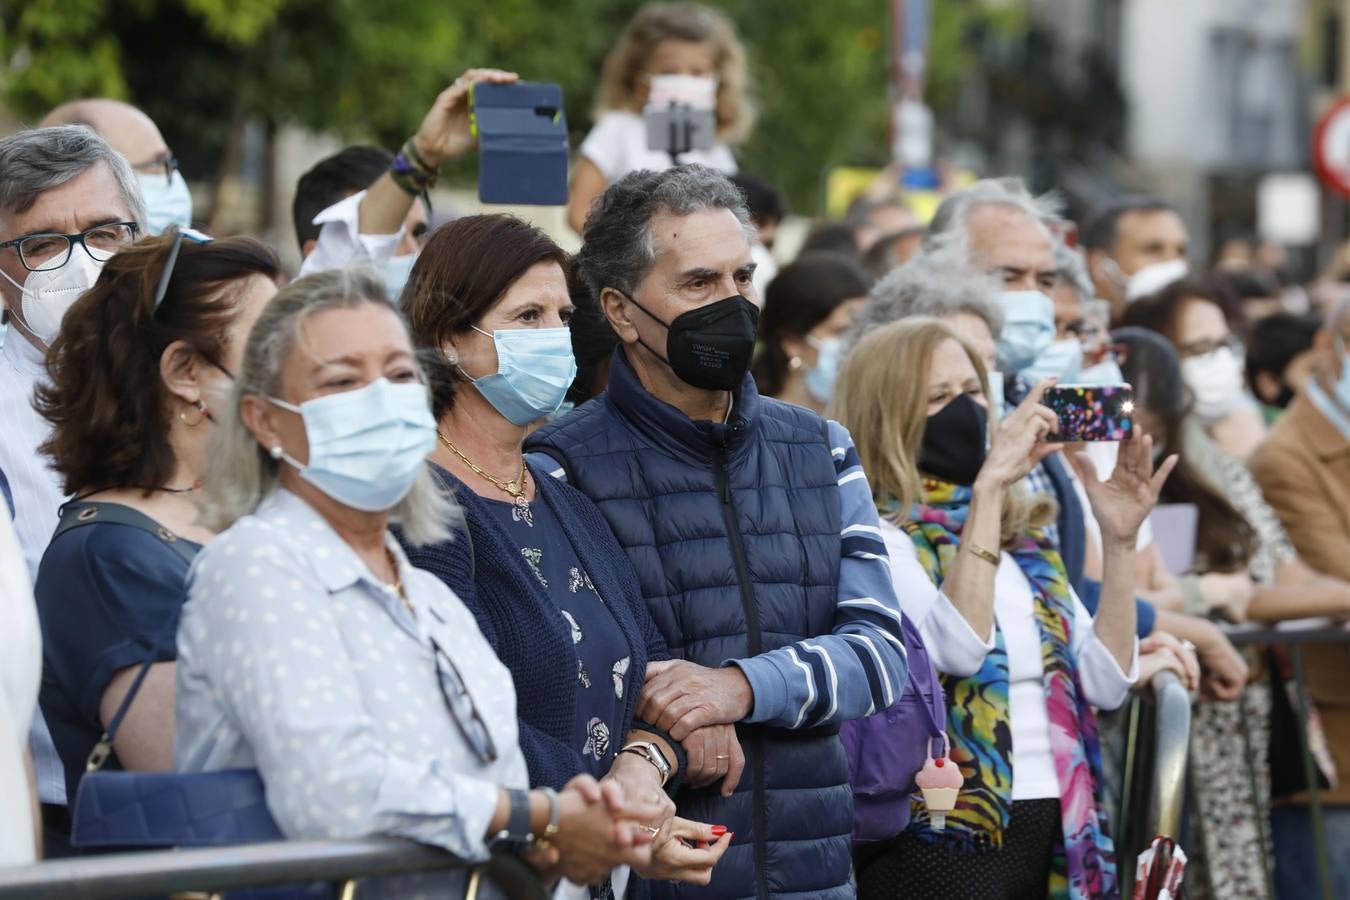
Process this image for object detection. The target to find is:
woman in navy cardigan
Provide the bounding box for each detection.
[397,214,732,894]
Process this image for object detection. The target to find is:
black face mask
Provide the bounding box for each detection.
[624,293,760,391]
[918,393,989,486]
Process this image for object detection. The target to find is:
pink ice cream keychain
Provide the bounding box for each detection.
[914,732,962,831]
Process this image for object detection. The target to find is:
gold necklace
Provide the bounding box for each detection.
[437,431,534,527]
[383,546,413,616]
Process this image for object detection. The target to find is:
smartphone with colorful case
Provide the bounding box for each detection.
[1044,384,1135,442]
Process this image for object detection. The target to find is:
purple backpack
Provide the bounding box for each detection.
[839,610,947,843]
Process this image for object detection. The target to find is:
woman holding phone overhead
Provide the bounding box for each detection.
[832,317,1174,900]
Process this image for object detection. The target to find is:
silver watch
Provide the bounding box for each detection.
[620,740,672,786]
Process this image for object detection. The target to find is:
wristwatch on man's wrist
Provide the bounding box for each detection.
[620,740,672,786]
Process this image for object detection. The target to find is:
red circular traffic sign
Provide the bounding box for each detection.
[1313,96,1350,198]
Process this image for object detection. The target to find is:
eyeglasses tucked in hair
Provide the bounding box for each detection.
[429,636,498,764]
[152,226,212,312]
[0,222,140,273]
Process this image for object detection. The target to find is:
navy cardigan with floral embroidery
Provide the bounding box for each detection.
[398,463,684,794]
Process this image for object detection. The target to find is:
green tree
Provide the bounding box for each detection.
[1,0,1023,215]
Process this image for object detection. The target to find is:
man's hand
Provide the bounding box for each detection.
[682,724,746,796]
[411,68,518,167]
[638,660,753,741]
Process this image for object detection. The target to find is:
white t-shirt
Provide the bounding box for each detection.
[0,511,40,864]
[578,111,737,183]
[880,520,1136,800]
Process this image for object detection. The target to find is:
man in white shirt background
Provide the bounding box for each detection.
[0,124,146,850]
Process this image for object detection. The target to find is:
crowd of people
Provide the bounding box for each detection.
[2,3,1349,900]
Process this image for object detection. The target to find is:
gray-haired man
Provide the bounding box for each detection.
[527,165,908,899]
[0,124,146,839]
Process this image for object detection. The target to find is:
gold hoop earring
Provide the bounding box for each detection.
[179,400,207,427]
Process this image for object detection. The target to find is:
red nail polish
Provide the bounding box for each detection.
[711,825,728,836]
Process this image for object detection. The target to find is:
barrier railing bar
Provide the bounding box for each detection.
[0,838,549,900]
[1222,620,1350,647]
[1290,644,1334,900]
[1147,670,1190,840]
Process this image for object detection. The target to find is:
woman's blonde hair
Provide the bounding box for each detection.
[595,2,755,143]
[200,267,459,546]
[828,317,1055,548]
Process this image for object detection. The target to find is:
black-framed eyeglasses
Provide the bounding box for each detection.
[429,637,498,764]
[133,152,180,185]
[0,222,140,273]
[1178,334,1243,360]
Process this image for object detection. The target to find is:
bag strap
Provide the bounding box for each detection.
[55,501,198,566]
[59,501,199,771]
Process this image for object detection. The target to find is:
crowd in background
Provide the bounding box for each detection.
[2,3,1349,900]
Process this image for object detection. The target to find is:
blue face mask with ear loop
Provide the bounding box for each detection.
[463,325,578,426]
[138,170,194,235]
[1020,337,1084,386]
[803,334,845,404]
[266,378,438,512]
[382,253,418,305]
[1333,335,1350,412]
[995,290,1056,375]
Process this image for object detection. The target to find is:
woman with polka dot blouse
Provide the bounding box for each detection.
[175,268,665,898]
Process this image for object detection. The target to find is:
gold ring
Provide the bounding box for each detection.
[642,824,662,836]
[715,755,730,760]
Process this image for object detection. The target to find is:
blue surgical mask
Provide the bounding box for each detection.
[267,378,437,512]
[467,326,577,426]
[382,253,417,305]
[1079,357,1125,387]
[1334,337,1350,413]
[1020,338,1083,386]
[138,170,193,235]
[804,335,844,404]
[995,290,1055,375]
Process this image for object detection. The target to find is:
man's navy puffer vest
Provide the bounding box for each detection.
[527,352,854,900]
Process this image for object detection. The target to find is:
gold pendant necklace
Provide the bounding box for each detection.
[437,431,534,527]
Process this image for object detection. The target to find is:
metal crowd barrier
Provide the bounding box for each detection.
[1115,668,1192,876]
[1222,618,1350,900]
[0,837,550,900]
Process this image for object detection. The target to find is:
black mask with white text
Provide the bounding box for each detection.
[624,293,760,391]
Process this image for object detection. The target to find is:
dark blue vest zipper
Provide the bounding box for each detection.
[715,437,769,900]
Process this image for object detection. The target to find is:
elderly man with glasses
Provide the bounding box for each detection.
[0,124,146,852]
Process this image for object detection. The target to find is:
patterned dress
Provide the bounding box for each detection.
[1184,421,1294,900]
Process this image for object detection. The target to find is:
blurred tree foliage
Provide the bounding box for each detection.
[0,0,1022,214]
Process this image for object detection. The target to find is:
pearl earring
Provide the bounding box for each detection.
[270,445,284,460]
[789,356,803,370]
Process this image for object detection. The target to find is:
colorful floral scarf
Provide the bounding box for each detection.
[891,478,1118,900]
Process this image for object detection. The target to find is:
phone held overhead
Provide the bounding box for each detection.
[470,81,569,206]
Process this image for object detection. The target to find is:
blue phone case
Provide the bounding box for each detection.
[472,81,569,206]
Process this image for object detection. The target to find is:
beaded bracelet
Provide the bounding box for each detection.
[389,138,439,197]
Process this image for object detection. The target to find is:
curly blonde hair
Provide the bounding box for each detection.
[595,2,755,144]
